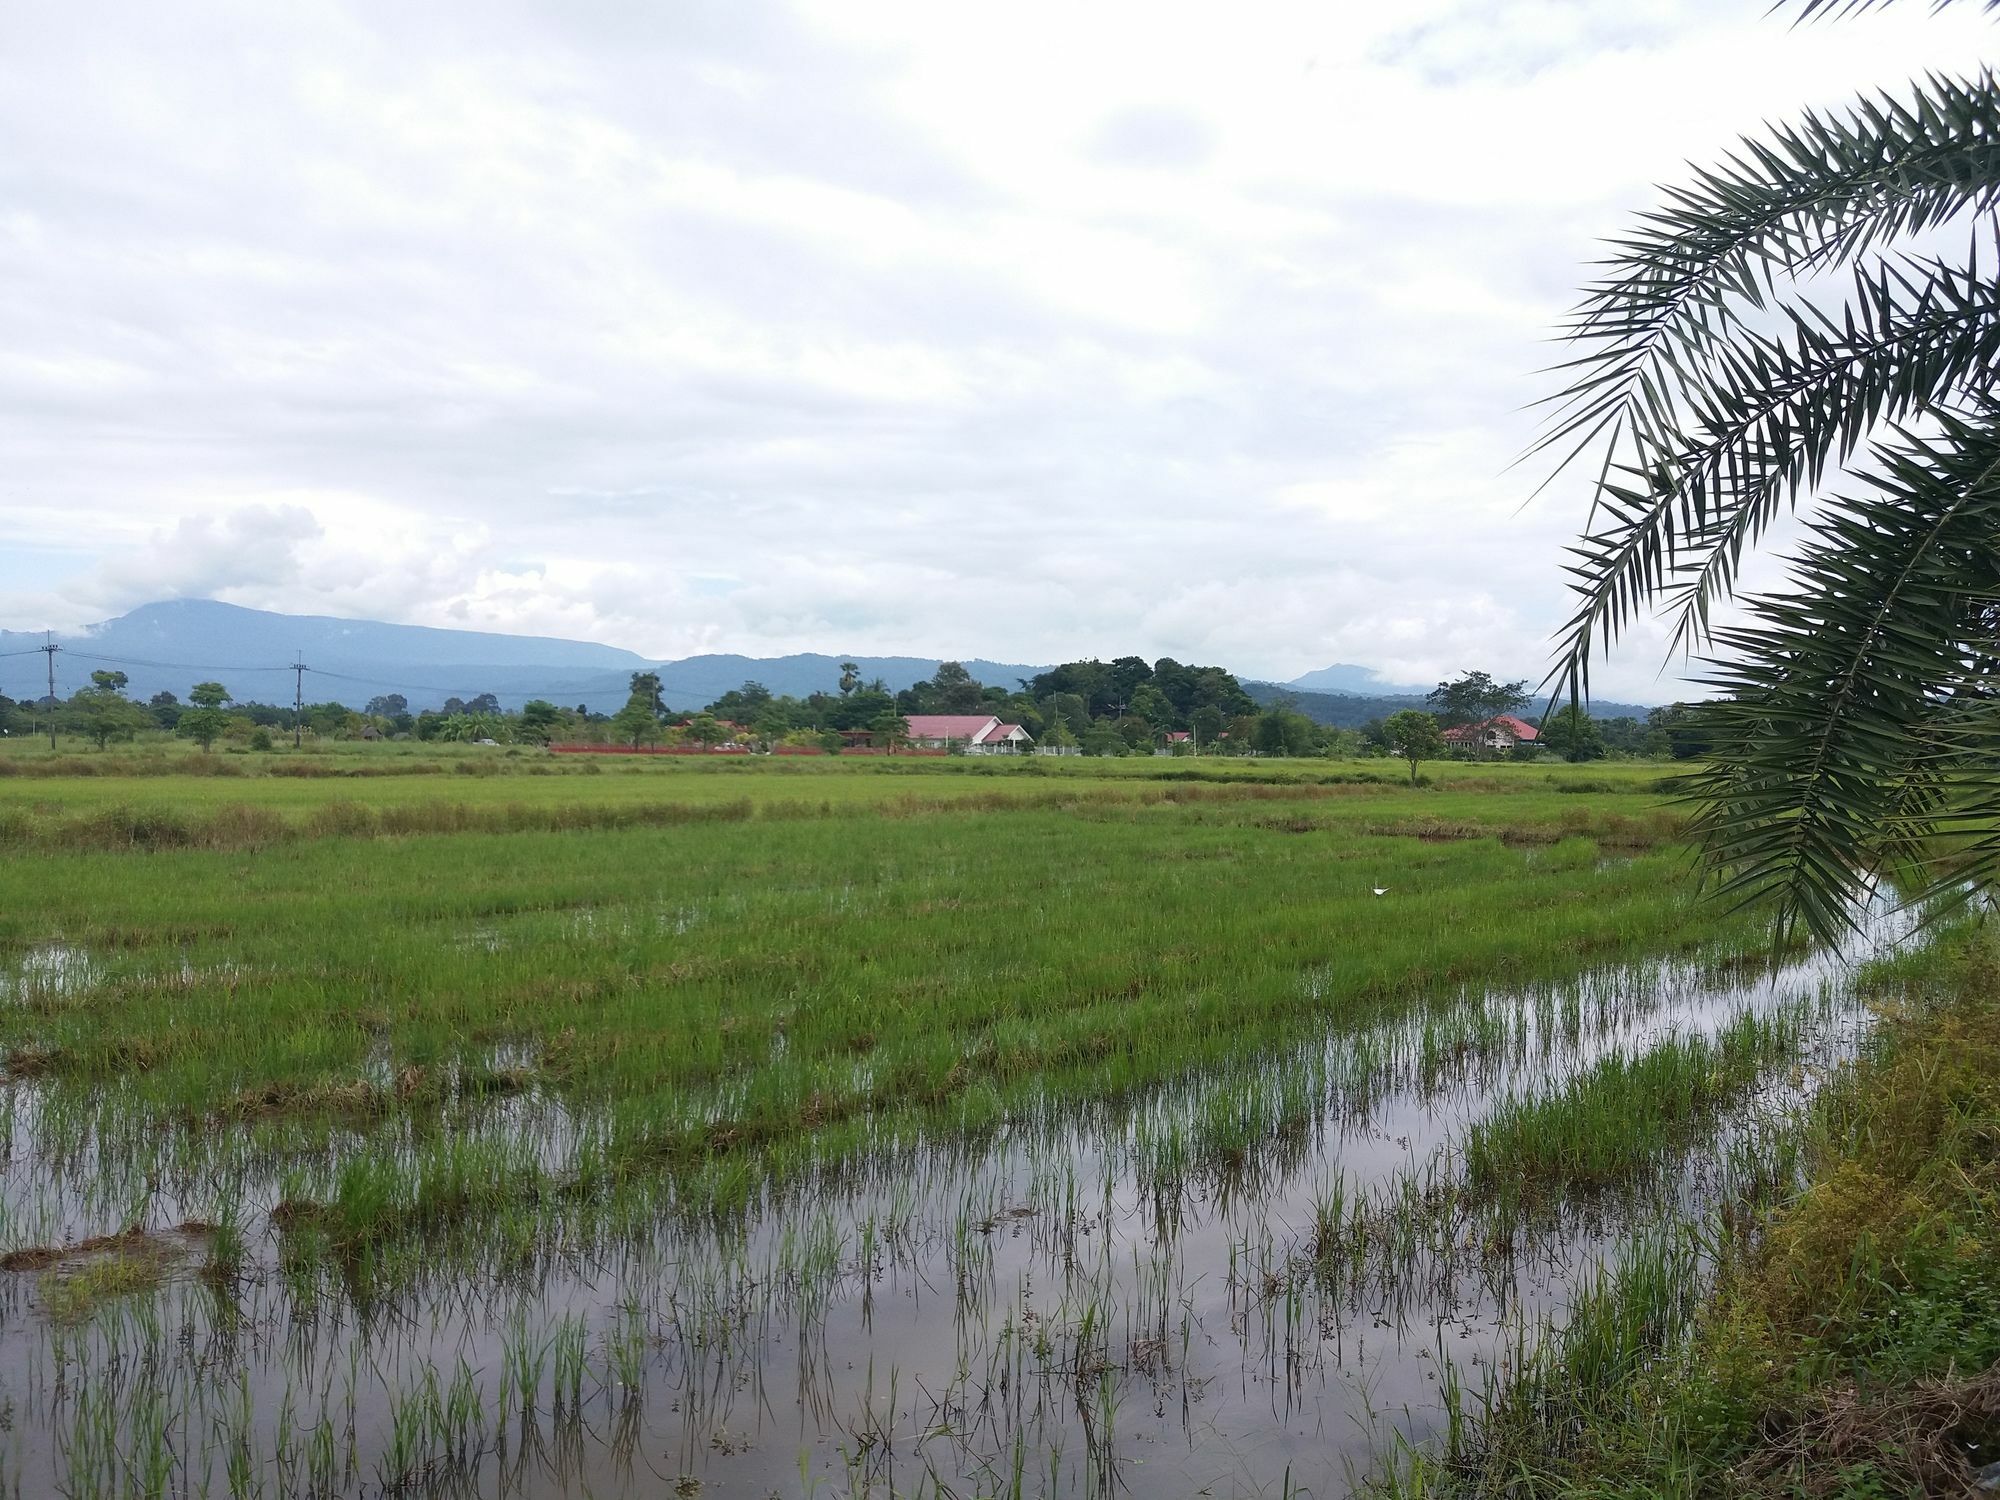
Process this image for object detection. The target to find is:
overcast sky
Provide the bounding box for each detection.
[1,1,1989,694]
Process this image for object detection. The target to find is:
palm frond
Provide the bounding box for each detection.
[1553,247,2000,687]
[1788,0,2000,20]
[1675,407,2000,945]
[1537,70,2000,694]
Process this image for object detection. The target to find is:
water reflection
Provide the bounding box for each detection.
[0,907,1916,1498]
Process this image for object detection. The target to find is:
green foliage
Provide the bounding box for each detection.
[516,700,567,744]
[64,685,151,751]
[174,682,233,751]
[1406,934,2000,1500]
[1426,671,1527,728]
[1540,5,2000,940]
[1383,709,1444,784]
[1538,704,1606,762]
[610,693,660,749]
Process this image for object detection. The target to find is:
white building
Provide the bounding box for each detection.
[902,714,1034,754]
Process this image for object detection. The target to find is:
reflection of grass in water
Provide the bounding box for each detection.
[1463,1007,1807,1204]
[40,1241,174,1324]
[0,752,1842,1495]
[0,760,1769,1275]
[1393,937,1998,1500]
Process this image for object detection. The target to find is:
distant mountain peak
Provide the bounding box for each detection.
[1286,662,1434,698]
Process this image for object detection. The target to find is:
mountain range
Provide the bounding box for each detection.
[0,601,1046,713]
[0,600,1659,720]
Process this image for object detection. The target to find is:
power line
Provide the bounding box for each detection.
[12,644,633,714]
[61,650,297,674]
[297,666,619,699]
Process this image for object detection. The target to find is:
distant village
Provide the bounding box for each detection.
[3,656,1706,762]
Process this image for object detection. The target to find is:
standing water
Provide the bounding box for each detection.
[0,906,1917,1498]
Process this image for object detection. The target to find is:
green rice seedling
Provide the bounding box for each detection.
[1463,1006,1810,1204]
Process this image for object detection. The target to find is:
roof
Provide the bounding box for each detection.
[1444,714,1539,743]
[990,722,1031,740]
[1163,730,1190,742]
[903,714,1002,741]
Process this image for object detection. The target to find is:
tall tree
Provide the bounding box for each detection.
[928,661,986,713]
[1540,0,2000,941]
[1426,671,1527,728]
[629,672,664,718]
[176,682,233,751]
[611,691,661,749]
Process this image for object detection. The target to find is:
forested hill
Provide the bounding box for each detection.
[1243,680,1655,727]
[0,602,1048,712]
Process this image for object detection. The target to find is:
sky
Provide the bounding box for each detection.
[0,1,1990,696]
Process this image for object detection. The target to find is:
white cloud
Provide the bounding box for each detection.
[0,0,1990,699]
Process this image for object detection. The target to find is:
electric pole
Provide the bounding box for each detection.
[292,656,307,748]
[40,633,58,750]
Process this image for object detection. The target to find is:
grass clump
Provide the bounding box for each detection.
[1397,935,2000,1499]
[34,1233,178,1324]
[1463,1008,1803,1205]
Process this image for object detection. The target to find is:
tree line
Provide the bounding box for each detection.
[0,662,1713,763]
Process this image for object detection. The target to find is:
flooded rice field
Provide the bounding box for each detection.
[0,906,1915,1499]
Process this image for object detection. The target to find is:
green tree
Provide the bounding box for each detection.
[837,662,861,695]
[1383,709,1444,786]
[1539,705,1606,763]
[926,661,986,713]
[870,710,909,752]
[706,681,776,722]
[65,682,150,749]
[1080,724,1128,757]
[611,692,661,749]
[629,672,664,718]
[176,682,233,751]
[1537,0,2000,940]
[1127,682,1177,733]
[517,700,567,744]
[1191,704,1225,752]
[90,670,129,694]
[1646,704,1712,762]
[1426,671,1527,729]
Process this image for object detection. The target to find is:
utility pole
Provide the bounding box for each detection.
[292,656,307,748]
[40,632,58,750]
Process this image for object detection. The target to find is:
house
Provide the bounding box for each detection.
[1442,715,1540,754]
[901,714,1035,754]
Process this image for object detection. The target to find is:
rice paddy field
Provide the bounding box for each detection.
[0,746,1938,1496]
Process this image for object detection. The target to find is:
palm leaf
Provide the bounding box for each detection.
[1674,407,2000,944]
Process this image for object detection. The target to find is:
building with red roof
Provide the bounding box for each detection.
[1441,714,1540,755]
[902,714,1034,753]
